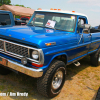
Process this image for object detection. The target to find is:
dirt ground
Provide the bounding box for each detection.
[0,56,100,100]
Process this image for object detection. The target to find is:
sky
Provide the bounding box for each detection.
[11,0,100,26]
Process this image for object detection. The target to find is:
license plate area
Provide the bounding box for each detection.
[0,57,8,66]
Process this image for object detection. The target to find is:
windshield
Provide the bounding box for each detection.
[27,11,77,32]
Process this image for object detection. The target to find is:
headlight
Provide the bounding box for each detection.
[32,50,39,60]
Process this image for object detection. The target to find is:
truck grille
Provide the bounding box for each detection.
[6,42,28,57]
[0,39,42,64]
[0,39,29,58]
[0,40,4,50]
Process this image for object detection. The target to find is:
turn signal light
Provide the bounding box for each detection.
[58,9,61,10]
[37,8,42,10]
[50,8,53,10]
[45,43,51,46]
[72,11,75,13]
[50,8,61,11]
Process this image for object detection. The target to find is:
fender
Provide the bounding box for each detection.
[46,52,68,68]
[41,52,68,73]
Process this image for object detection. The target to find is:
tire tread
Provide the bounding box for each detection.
[37,60,65,97]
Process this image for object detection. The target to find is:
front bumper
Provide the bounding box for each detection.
[0,56,43,78]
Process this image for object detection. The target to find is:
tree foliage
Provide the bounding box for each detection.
[27,7,31,9]
[15,4,25,7]
[15,4,31,8]
[0,0,11,6]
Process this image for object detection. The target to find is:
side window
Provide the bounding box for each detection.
[0,14,11,25]
[78,19,85,26]
[77,18,86,33]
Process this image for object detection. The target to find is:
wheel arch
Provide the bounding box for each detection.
[49,53,68,66]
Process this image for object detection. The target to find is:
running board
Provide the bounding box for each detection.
[73,61,80,66]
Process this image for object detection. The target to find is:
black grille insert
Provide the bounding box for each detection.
[6,42,28,57]
[0,40,4,50]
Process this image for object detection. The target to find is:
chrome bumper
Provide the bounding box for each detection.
[0,56,43,78]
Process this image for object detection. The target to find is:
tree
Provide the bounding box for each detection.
[15,4,25,7]
[27,7,31,9]
[0,0,11,6]
[15,4,31,8]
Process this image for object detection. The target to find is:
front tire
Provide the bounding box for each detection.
[37,60,66,98]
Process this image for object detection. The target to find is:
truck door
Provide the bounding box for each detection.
[88,32,100,53]
[75,17,91,58]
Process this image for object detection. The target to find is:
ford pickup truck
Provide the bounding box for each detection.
[0,9,100,98]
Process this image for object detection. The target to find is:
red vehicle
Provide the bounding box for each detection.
[20,16,30,21]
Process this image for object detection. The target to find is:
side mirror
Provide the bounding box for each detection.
[84,24,91,29]
[83,24,91,33]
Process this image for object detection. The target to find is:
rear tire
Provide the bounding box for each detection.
[0,65,11,75]
[37,60,66,98]
[90,49,100,66]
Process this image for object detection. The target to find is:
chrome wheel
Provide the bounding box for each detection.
[52,70,63,90]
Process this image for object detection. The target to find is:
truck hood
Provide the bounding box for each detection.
[0,26,75,48]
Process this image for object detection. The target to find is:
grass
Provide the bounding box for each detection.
[0,56,100,100]
[0,85,5,91]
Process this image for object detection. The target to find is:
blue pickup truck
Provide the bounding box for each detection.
[0,10,26,26]
[0,9,100,98]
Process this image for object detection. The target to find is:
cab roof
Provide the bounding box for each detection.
[0,10,11,13]
[35,9,87,17]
